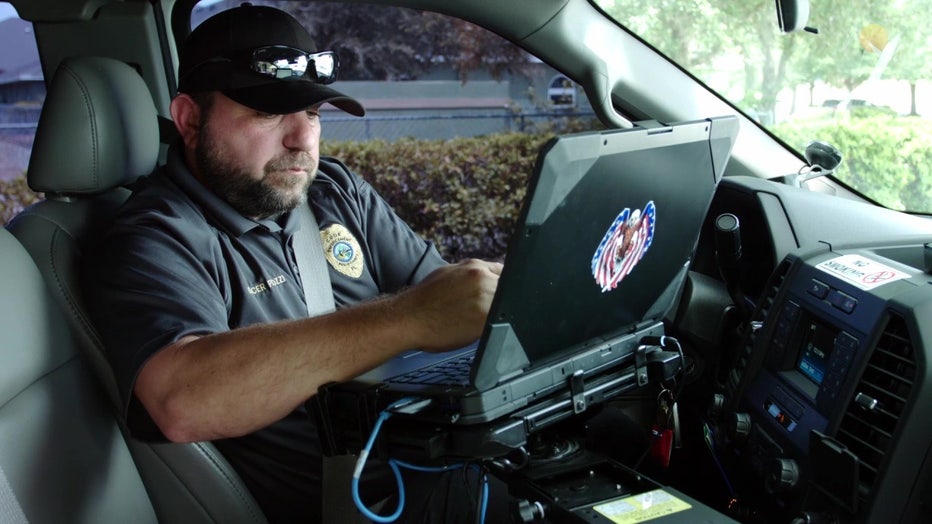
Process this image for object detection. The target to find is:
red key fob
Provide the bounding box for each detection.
[650,424,674,468]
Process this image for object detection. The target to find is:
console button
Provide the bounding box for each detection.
[807,279,830,299]
[828,290,857,313]
[773,389,804,419]
[836,332,859,351]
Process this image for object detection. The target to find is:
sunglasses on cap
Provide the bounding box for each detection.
[181,46,340,87]
[248,46,339,84]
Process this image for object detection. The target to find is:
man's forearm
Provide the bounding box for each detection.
[135,293,416,442]
[133,258,501,442]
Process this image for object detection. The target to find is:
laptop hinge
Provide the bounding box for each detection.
[570,370,587,414]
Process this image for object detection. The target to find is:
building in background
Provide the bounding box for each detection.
[0,16,42,181]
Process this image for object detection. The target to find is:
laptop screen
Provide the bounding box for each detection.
[474,117,738,380]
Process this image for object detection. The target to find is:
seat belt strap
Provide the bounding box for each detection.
[293,201,364,523]
[293,202,335,317]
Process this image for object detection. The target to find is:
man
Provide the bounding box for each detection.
[84,4,504,522]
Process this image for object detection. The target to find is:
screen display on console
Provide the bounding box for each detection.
[797,318,837,385]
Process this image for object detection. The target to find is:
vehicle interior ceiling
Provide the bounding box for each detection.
[6,0,932,522]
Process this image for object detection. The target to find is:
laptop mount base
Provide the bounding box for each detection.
[310,338,741,523]
[312,334,683,463]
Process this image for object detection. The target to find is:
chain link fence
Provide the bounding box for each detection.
[320,110,598,142]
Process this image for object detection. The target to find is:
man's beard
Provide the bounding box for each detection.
[195,127,315,220]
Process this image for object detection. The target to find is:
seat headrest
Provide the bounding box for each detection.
[27,56,160,195]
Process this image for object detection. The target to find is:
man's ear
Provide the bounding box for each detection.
[170,93,203,150]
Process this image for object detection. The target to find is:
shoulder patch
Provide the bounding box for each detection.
[320,223,364,278]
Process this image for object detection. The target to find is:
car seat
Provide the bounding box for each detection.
[5,56,267,523]
[0,226,158,523]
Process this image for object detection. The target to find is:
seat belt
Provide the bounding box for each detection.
[292,202,364,524]
[293,202,335,317]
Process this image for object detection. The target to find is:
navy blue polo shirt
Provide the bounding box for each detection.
[84,143,445,521]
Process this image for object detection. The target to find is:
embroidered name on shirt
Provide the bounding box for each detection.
[320,223,364,278]
[248,274,287,295]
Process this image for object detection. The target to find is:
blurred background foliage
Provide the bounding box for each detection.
[0,176,40,225]
[323,132,550,261]
[773,115,932,211]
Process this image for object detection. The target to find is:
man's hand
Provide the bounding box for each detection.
[399,259,503,352]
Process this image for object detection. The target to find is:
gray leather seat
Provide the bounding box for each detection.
[5,56,267,523]
[0,226,158,523]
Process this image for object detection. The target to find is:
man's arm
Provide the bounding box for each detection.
[135,258,502,443]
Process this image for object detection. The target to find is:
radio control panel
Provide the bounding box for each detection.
[726,244,931,521]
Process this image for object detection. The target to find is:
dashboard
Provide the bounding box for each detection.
[731,245,930,522]
[684,176,932,523]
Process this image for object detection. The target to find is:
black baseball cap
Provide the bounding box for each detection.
[177,3,364,116]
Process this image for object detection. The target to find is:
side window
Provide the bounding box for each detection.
[191,1,601,260]
[0,4,43,225]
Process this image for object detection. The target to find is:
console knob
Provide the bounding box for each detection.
[709,393,725,421]
[766,457,800,494]
[728,412,752,443]
[513,499,546,523]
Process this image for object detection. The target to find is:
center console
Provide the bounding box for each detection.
[714,242,932,523]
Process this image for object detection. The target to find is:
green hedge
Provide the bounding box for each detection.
[772,115,932,213]
[323,132,552,261]
[1,133,551,261]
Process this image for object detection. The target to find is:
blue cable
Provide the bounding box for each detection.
[702,422,737,499]
[351,402,406,523]
[350,397,490,524]
[478,469,489,524]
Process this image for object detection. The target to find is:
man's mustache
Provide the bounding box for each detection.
[266,153,316,173]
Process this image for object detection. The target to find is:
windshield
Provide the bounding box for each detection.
[595,0,932,214]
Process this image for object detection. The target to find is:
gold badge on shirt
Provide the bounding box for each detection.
[320,223,364,278]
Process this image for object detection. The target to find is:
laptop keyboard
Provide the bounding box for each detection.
[388,352,475,386]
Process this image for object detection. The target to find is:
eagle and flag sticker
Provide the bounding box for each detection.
[591,201,656,292]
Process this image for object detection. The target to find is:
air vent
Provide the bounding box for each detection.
[835,313,916,504]
[727,259,791,396]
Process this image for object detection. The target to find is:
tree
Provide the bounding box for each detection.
[881,0,932,116]
[717,1,797,117]
[264,1,534,81]
[791,0,892,98]
[602,0,728,73]
[274,1,445,80]
[601,0,796,118]
[442,18,536,82]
